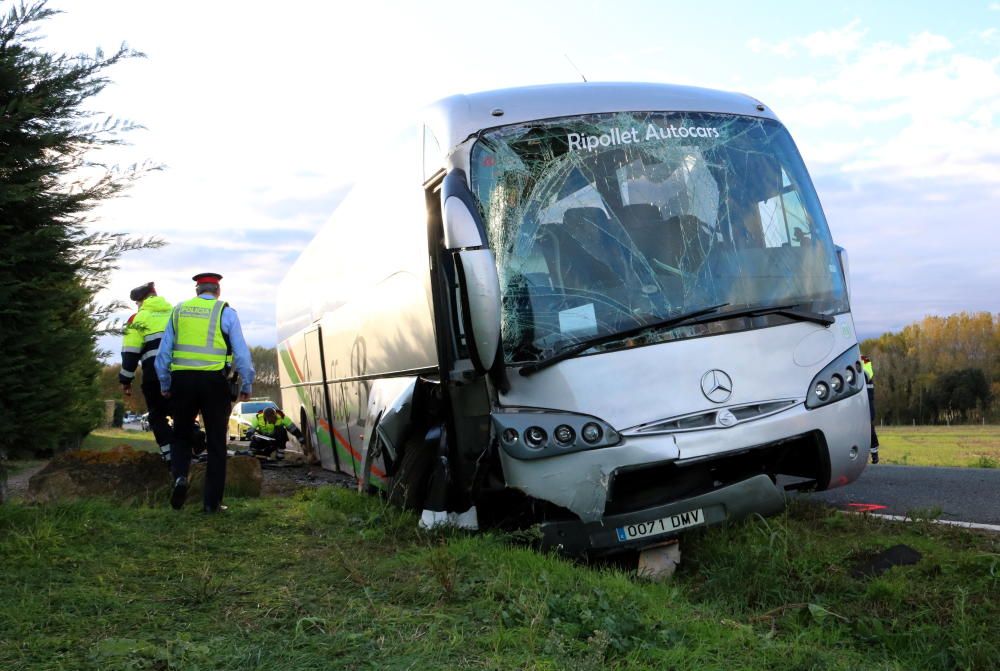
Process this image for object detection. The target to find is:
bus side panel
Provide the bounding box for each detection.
[277,331,342,472]
[349,271,438,489]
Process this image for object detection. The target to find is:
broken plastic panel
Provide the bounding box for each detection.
[469,112,848,365]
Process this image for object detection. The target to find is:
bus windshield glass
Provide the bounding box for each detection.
[470,112,849,364]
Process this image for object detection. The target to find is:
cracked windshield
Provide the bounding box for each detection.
[471,112,849,364]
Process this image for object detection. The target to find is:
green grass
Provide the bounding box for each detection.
[81,428,157,453]
[1,491,997,670]
[878,425,1000,468]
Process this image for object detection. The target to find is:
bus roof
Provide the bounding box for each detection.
[424,82,779,154]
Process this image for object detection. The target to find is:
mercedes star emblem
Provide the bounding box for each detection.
[701,369,733,403]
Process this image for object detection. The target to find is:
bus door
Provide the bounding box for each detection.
[303,326,339,472]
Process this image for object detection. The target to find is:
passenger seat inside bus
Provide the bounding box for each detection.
[618,203,683,301]
[541,208,624,291]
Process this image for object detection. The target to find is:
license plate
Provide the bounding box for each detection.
[616,508,704,542]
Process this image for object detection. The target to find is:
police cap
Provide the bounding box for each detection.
[129,281,155,302]
[192,272,223,284]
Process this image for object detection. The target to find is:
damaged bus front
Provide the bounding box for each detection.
[279,83,870,558]
[443,85,869,555]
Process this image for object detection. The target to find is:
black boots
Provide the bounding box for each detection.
[170,476,188,510]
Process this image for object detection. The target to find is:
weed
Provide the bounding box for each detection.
[971,455,998,468]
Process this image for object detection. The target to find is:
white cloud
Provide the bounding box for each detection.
[747,19,867,60]
[760,25,1000,186]
[799,19,868,58]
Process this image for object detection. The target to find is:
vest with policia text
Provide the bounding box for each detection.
[120,295,173,385]
[169,297,231,372]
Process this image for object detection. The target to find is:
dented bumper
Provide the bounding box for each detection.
[538,473,786,556]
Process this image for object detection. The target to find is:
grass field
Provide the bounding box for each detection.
[80,427,157,453]
[1,489,997,670]
[877,425,1000,468]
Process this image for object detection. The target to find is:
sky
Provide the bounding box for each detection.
[31,0,1000,349]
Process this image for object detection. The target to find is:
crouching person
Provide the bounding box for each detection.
[247,407,304,460]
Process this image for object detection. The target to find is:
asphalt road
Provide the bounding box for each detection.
[809,464,1000,526]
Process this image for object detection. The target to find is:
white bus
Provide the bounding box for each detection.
[276,82,870,556]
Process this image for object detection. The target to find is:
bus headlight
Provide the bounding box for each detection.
[581,423,603,444]
[830,374,844,393]
[806,345,864,410]
[554,425,575,445]
[814,382,829,401]
[524,426,547,448]
[492,410,620,460]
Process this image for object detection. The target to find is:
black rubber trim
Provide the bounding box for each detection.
[441,168,488,247]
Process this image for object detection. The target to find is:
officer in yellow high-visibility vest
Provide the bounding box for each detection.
[119,281,174,463]
[247,407,305,460]
[155,272,255,512]
[862,355,879,464]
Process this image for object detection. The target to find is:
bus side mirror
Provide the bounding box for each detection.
[455,249,501,374]
[442,169,486,249]
[836,246,851,301]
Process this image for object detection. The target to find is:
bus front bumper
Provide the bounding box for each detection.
[537,473,785,556]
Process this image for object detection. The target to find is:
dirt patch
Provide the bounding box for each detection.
[260,461,356,496]
[3,462,47,502]
[3,452,356,503]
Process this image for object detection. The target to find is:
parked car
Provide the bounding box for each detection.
[228,399,277,440]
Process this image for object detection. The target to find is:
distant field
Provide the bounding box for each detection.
[81,427,157,453]
[877,425,1000,468]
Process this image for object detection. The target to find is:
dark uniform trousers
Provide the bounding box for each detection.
[251,425,287,457]
[170,370,231,509]
[140,362,173,448]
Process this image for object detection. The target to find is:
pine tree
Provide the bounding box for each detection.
[0,1,159,457]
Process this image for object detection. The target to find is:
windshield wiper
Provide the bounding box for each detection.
[688,303,835,327]
[518,303,729,377]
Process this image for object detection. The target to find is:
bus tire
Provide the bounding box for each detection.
[300,409,319,465]
[387,436,433,511]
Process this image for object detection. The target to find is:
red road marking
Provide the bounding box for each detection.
[846,503,888,513]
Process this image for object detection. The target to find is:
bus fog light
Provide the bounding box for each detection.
[554,425,575,445]
[524,426,547,448]
[845,368,856,386]
[849,445,858,460]
[831,374,844,393]
[581,422,603,444]
[502,428,519,445]
[814,382,829,401]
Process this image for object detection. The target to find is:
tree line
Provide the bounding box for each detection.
[861,312,998,425]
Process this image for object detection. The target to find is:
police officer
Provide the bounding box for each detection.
[119,282,174,464]
[155,273,255,512]
[862,355,880,464]
[247,407,304,460]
